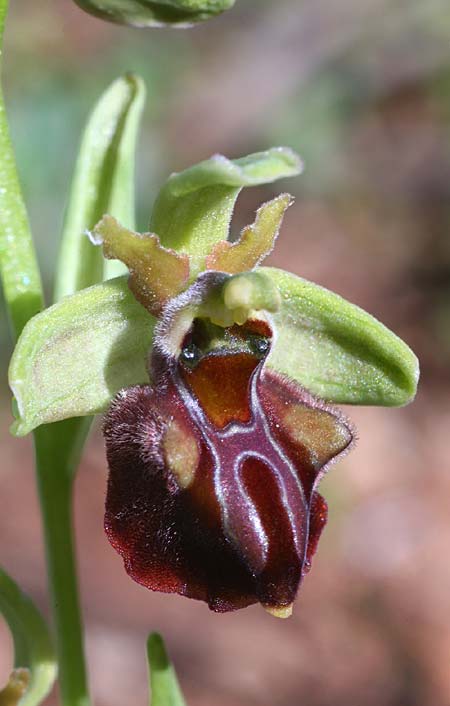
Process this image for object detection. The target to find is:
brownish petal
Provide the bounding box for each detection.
[205,194,292,273]
[258,370,355,500]
[93,215,190,315]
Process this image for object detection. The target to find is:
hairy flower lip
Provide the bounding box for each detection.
[103,361,353,613]
[103,275,355,615]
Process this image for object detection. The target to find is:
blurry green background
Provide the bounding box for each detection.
[1,0,450,705]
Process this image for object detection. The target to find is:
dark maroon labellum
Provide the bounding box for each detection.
[104,302,354,616]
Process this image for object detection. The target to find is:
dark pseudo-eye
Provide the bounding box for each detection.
[180,342,202,367]
[249,336,270,357]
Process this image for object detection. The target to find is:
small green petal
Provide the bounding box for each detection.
[0,568,56,706]
[9,277,155,436]
[263,267,419,407]
[73,0,234,27]
[150,147,302,265]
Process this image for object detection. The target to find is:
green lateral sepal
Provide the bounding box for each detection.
[9,277,155,436]
[262,267,419,406]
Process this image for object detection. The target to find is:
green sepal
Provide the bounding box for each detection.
[73,0,234,27]
[147,633,186,706]
[150,147,302,264]
[9,277,155,437]
[54,74,146,301]
[0,568,56,706]
[262,267,419,406]
[8,261,418,437]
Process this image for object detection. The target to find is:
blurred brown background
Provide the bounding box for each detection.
[1,0,450,704]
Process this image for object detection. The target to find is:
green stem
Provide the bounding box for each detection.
[34,420,92,706]
[0,0,43,339]
[0,2,92,703]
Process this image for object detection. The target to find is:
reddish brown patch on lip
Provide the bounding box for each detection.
[180,352,260,428]
[103,308,355,614]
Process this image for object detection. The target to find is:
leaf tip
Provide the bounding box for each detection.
[147,632,169,671]
[394,348,420,407]
[272,145,304,175]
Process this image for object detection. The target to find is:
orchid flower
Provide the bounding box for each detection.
[9,145,418,618]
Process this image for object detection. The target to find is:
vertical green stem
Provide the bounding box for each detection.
[34,420,92,706]
[0,2,92,704]
[0,0,43,339]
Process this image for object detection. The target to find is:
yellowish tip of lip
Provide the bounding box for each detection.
[263,603,293,619]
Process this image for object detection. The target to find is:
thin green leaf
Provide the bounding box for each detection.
[9,276,155,436]
[147,633,186,706]
[150,147,302,262]
[54,74,145,301]
[262,267,419,407]
[73,0,235,27]
[0,0,44,340]
[0,568,56,706]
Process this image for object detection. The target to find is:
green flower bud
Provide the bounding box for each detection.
[0,569,56,705]
[73,0,235,27]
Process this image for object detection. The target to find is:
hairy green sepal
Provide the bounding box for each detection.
[9,277,155,437]
[73,0,235,27]
[263,267,419,406]
[150,147,303,262]
[0,568,56,706]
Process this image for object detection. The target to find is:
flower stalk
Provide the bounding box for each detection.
[0,2,91,703]
[34,422,92,706]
